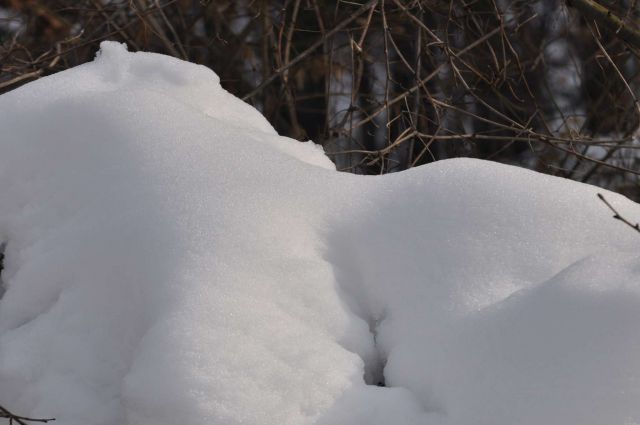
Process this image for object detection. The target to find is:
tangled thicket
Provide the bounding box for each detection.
[1,0,639,199]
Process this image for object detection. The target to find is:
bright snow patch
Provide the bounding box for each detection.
[1,42,640,425]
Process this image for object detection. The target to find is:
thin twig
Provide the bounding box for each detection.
[597,193,640,233]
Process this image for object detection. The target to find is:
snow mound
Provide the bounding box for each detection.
[0,41,639,425]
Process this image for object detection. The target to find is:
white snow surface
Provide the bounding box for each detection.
[1,42,640,425]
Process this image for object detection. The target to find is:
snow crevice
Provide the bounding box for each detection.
[322,230,389,389]
[366,315,387,387]
[0,241,5,299]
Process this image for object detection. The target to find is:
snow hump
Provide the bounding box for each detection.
[1,41,640,425]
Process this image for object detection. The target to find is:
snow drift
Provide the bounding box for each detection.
[1,42,639,425]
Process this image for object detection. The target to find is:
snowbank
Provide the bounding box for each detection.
[0,42,639,425]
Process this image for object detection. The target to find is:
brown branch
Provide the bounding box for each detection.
[567,0,640,50]
[0,71,42,90]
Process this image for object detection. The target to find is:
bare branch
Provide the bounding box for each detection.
[0,404,55,425]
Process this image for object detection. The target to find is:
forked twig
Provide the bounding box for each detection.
[597,193,640,233]
[0,404,55,425]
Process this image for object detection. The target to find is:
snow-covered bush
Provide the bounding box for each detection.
[0,42,639,425]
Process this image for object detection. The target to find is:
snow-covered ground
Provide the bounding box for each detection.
[1,42,639,425]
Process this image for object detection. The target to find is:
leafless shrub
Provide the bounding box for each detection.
[1,0,639,198]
